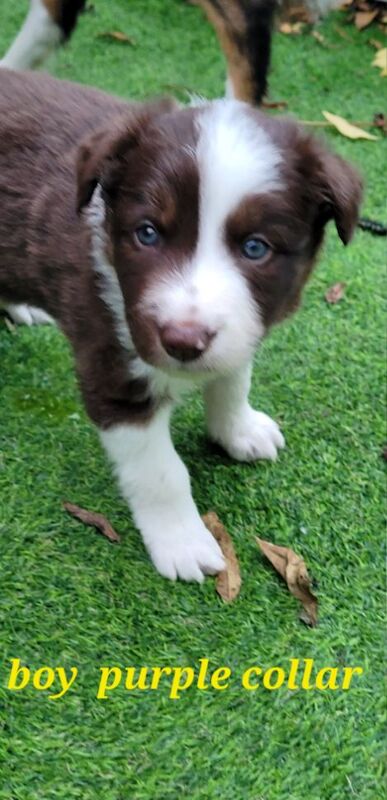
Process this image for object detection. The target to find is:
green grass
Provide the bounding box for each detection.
[0,2,385,798]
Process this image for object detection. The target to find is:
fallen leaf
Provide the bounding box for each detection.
[325,282,347,303]
[368,37,383,49]
[279,21,304,34]
[355,9,378,29]
[256,538,318,626]
[372,47,387,77]
[311,29,325,43]
[311,29,336,48]
[322,110,379,140]
[3,316,16,333]
[63,502,121,542]
[203,512,241,602]
[261,100,288,109]
[334,25,353,41]
[96,31,135,45]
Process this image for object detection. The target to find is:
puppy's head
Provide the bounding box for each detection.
[77,99,362,375]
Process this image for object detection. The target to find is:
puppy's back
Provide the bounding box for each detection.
[0,69,130,176]
[0,71,131,298]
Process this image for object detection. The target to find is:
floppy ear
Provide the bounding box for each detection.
[76,98,176,212]
[307,144,363,245]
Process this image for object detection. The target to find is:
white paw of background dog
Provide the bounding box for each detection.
[145,519,225,582]
[2,302,54,326]
[217,409,285,462]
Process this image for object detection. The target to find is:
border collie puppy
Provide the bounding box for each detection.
[0,70,362,581]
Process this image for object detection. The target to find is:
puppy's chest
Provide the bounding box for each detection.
[129,356,208,406]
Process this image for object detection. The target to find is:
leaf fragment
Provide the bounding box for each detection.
[63,502,121,542]
[355,9,378,29]
[96,30,135,45]
[279,21,304,34]
[256,538,318,626]
[261,100,288,110]
[372,47,387,77]
[322,110,379,140]
[203,512,241,602]
[368,37,383,50]
[325,281,347,304]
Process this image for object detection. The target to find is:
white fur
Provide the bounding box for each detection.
[0,0,61,71]
[205,362,285,461]
[197,100,282,214]
[100,406,225,581]
[86,186,133,352]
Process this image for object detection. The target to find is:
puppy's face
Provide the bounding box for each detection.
[78,99,362,376]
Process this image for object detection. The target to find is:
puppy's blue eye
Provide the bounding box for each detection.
[135,222,160,247]
[241,237,269,260]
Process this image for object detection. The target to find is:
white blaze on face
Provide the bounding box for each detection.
[141,100,281,372]
[143,100,283,374]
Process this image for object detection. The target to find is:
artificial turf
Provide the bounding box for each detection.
[0,1,385,798]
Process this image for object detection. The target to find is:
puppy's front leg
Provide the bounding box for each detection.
[204,363,285,462]
[100,405,225,582]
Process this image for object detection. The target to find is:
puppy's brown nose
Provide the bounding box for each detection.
[160,323,214,362]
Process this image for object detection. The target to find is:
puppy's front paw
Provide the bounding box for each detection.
[2,303,54,326]
[214,409,285,462]
[145,520,225,582]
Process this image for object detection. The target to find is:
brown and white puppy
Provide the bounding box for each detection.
[0,69,362,581]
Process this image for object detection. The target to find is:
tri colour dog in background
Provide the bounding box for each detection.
[0,68,361,580]
[0,0,339,103]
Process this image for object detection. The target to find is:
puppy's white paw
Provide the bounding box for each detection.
[2,303,54,326]
[145,520,225,582]
[214,409,285,462]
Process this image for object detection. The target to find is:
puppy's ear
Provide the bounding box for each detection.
[76,98,176,212]
[305,141,363,245]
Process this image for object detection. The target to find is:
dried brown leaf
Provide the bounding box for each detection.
[368,37,383,50]
[334,25,353,41]
[203,512,241,602]
[325,281,347,304]
[261,100,288,110]
[279,21,304,34]
[63,502,121,542]
[322,111,379,140]
[256,538,318,626]
[355,9,378,29]
[96,30,135,45]
[311,29,326,44]
[3,316,16,333]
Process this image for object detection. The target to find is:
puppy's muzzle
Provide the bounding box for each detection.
[160,322,215,362]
